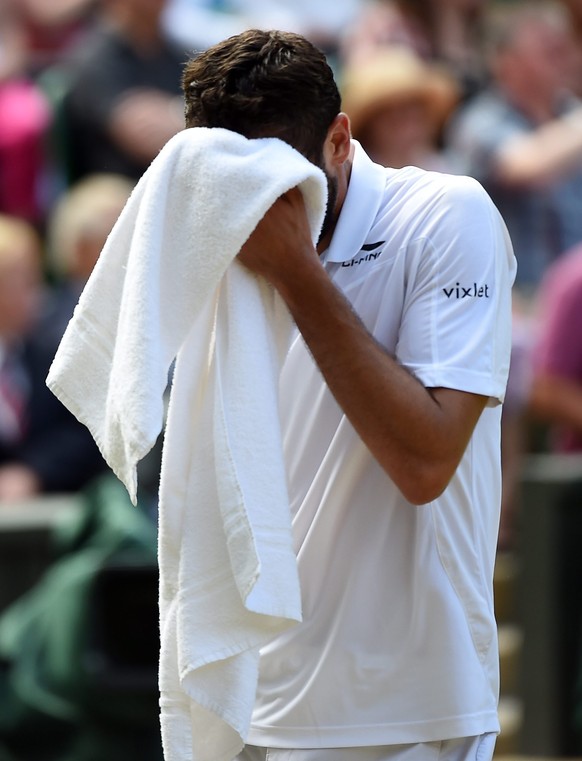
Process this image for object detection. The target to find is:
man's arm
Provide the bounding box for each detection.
[239,188,488,505]
[493,107,582,187]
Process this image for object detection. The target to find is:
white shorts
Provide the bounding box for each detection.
[236,734,497,761]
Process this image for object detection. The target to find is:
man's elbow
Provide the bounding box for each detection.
[395,462,455,506]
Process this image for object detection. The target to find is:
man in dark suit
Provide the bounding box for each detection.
[0,213,107,500]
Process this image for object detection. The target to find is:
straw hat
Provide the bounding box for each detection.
[341,47,460,138]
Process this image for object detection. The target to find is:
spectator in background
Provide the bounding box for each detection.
[558,0,582,95]
[162,0,249,51]
[446,1,582,295]
[44,172,164,507]
[341,0,489,101]
[59,0,184,184]
[341,46,459,171]
[43,173,135,341]
[0,0,51,222]
[230,0,363,56]
[164,0,363,59]
[16,0,98,76]
[0,214,107,500]
[528,243,582,453]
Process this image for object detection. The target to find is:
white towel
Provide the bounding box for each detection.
[46,127,327,761]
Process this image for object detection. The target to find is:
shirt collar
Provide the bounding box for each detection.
[322,141,389,264]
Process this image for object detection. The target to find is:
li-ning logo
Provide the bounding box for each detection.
[443,282,490,299]
[341,241,385,268]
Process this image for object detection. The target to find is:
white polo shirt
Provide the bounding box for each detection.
[247,143,517,748]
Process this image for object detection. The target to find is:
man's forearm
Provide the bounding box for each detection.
[496,107,582,187]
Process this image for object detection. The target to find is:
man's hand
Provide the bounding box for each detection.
[0,464,40,502]
[238,187,319,290]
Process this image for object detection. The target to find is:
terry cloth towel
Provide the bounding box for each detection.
[46,127,327,761]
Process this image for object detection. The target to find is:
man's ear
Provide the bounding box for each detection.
[325,113,352,166]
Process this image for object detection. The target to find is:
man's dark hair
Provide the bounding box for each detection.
[182,29,342,161]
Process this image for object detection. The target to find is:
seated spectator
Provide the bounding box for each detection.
[558,0,582,95]
[17,0,98,76]
[162,0,248,51]
[164,0,363,58]
[45,173,164,507]
[341,0,488,101]
[57,0,184,184]
[0,0,51,222]
[0,214,107,500]
[528,243,582,453]
[44,173,135,340]
[341,46,459,171]
[446,0,582,294]
[230,0,363,56]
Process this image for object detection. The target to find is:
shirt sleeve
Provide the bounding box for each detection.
[396,175,516,403]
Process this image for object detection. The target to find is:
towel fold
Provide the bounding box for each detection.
[46,127,327,761]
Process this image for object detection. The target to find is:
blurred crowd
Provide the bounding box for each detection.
[0,0,582,758]
[1,0,582,554]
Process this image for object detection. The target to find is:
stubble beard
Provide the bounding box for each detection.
[318,171,339,245]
